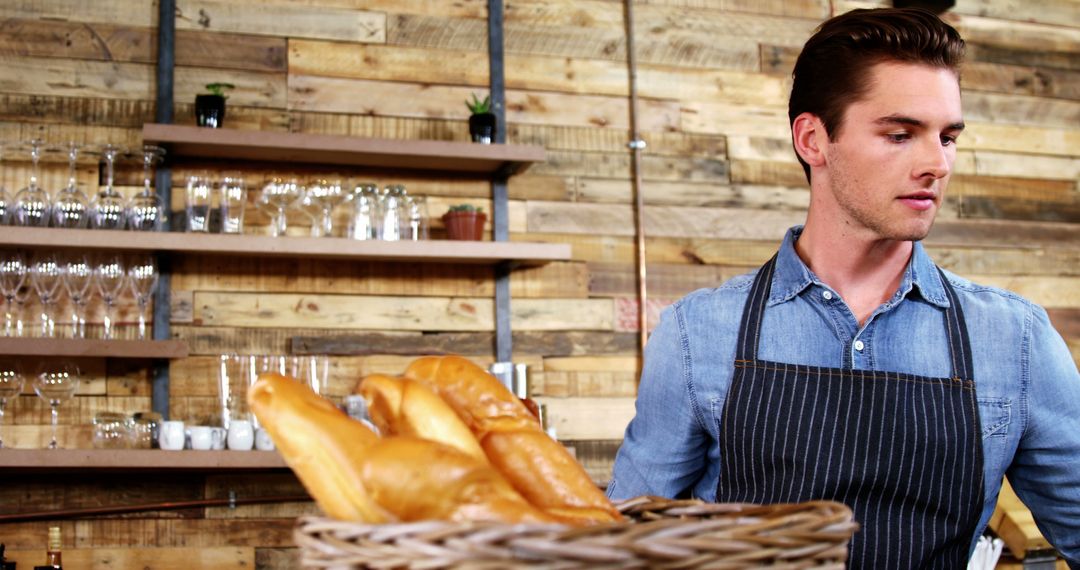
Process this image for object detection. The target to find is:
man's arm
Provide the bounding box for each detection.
[1007,304,1080,568]
[607,303,710,500]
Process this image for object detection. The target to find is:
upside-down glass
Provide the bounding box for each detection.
[33,361,80,449]
[127,254,157,340]
[13,139,51,227]
[258,177,302,237]
[0,358,23,448]
[0,251,27,337]
[219,174,246,234]
[93,254,127,339]
[62,253,93,339]
[379,185,406,241]
[128,145,166,231]
[288,354,330,400]
[347,183,380,240]
[51,142,90,229]
[29,252,63,338]
[218,353,249,430]
[0,144,11,224]
[90,144,127,230]
[185,173,213,232]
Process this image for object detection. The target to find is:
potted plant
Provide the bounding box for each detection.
[466,94,496,144]
[442,204,487,240]
[195,82,235,128]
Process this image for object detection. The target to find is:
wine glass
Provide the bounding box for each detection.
[303,178,346,237]
[93,254,127,339]
[127,254,158,340]
[62,253,94,339]
[33,361,80,449]
[404,195,429,240]
[257,176,302,237]
[0,251,27,336]
[51,142,90,229]
[0,358,24,448]
[127,145,166,231]
[0,143,13,225]
[29,252,63,338]
[89,144,127,230]
[13,139,51,227]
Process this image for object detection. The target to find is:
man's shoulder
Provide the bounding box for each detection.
[672,269,758,312]
[938,268,1040,319]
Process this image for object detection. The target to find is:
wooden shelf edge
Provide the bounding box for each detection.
[0,449,288,470]
[0,338,189,359]
[0,227,571,265]
[142,123,546,175]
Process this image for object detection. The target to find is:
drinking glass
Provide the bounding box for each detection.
[0,251,27,337]
[93,254,127,339]
[0,144,15,224]
[347,183,380,240]
[185,172,213,232]
[33,361,80,449]
[257,177,302,237]
[219,174,246,234]
[127,254,158,340]
[404,195,429,240]
[62,253,93,339]
[90,144,127,230]
[379,184,406,241]
[304,178,346,237]
[127,145,166,231]
[29,252,63,338]
[51,142,90,229]
[288,354,330,400]
[0,358,23,448]
[13,139,51,227]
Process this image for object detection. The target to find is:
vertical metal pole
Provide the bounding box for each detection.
[488,0,512,363]
[152,0,176,419]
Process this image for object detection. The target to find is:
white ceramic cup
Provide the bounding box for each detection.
[190,426,213,450]
[210,427,226,450]
[159,420,185,451]
[254,427,275,451]
[227,419,254,451]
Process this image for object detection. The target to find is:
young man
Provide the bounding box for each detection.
[608,8,1080,568]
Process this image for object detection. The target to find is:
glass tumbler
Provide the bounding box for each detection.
[185,173,214,232]
[347,183,380,240]
[219,174,247,234]
[93,411,130,449]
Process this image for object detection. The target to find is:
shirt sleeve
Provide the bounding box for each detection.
[1006,304,1080,566]
[607,302,710,500]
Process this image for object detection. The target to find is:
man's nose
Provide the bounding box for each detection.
[915,137,951,180]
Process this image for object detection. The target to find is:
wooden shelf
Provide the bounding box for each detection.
[0,449,288,471]
[143,123,546,176]
[0,227,570,266]
[0,338,188,359]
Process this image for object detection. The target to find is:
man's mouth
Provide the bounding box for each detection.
[898,191,937,211]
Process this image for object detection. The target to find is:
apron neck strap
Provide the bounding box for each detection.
[735,254,975,380]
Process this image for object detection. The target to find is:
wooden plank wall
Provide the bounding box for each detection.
[1,0,1077,566]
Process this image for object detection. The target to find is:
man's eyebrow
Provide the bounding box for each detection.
[875,115,965,131]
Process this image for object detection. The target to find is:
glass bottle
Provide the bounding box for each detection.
[45,525,62,569]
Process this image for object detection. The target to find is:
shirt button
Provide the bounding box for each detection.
[854,340,865,351]
[823,291,833,301]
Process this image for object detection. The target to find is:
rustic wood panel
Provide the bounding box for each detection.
[944,12,1080,54]
[681,101,790,138]
[634,0,829,19]
[575,178,809,209]
[729,159,808,187]
[528,201,805,239]
[953,195,1080,223]
[175,0,385,43]
[537,396,634,440]
[971,151,1080,181]
[962,91,1080,129]
[256,547,300,570]
[588,261,749,297]
[0,518,294,549]
[952,0,1080,28]
[5,546,255,569]
[965,276,1080,308]
[289,330,639,357]
[967,42,1080,72]
[532,150,728,182]
[963,61,1080,100]
[0,0,155,27]
[964,122,1080,157]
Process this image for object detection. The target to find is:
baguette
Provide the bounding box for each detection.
[357,373,487,463]
[405,356,623,525]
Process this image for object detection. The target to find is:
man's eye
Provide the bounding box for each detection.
[886,133,910,142]
[941,135,957,146]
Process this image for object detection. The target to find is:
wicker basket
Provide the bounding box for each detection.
[294,496,858,569]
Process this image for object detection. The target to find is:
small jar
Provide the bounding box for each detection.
[93,412,130,449]
[129,411,162,449]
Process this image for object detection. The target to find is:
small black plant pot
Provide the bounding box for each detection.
[469,112,496,144]
[195,94,226,128]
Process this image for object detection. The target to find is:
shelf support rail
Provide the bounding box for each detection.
[489,0,513,363]
[152,0,177,419]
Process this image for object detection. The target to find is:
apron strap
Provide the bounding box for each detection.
[735,253,975,380]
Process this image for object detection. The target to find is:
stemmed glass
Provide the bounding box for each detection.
[0,144,13,224]
[257,177,302,237]
[29,252,63,338]
[0,251,27,336]
[93,254,127,339]
[127,145,165,231]
[127,254,158,340]
[51,142,90,228]
[13,139,51,227]
[90,144,127,230]
[33,361,80,449]
[62,253,94,339]
[303,178,347,237]
[0,358,24,448]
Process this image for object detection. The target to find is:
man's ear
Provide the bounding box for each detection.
[792,112,827,169]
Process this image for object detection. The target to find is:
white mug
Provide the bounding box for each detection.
[159,420,185,451]
[190,426,213,450]
[210,427,226,450]
[227,419,254,451]
[255,427,275,451]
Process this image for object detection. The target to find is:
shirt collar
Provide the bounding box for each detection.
[768,226,950,309]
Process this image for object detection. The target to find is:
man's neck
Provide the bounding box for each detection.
[794,221,913,327]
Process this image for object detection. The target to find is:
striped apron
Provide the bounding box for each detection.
[716,255,985,568]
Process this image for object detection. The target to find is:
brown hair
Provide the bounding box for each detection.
[789,8,965,183]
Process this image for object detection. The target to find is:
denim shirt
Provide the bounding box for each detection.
[609,227,1080,564]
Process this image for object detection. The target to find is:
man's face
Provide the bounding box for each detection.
[820,61,964,242]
